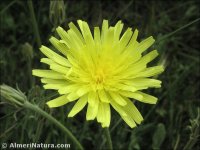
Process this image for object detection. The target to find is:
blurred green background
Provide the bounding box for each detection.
[0,0,199,150]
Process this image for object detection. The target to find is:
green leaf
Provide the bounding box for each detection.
[152,123,166,150]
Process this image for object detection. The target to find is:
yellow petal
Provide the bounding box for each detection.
[114,20,123,42]
[121,115,136,128]
[50,63,70,74]
[94,27,101,44]
[135,65,164,78]
[78,20,94,47]
[110,99,127,116]
[87,91,97,106]
[32,69,65,79]
[104,27,114,46]
[123,98,143,124]
[134,91,158,104]
[101,20,109,44]
[127,29,138,47]
[86,96,99,120]
[68,22,85,43]
[66,53,79,68]
[114,83,137,93]
[49,36,69,56]
[119,91,143,100]
[56,26,71,47]
[101,102,111,127]
[129,78,162,88]
[98,89,110,103]
[68,95,87,117]
[97,102,104,123]
[123,78,162,88]
[109,91,127,106]
[119,28,132,51]
[40,45,71,67]
[40,58,54,65]
[41,78,68,84]
[68,29,84,50]
[127,50,159,76]
[142,50,158,62]
[58,84,80,94]
[67,92,80,102]
[137,36,155,53]
[46,95,69,108]
[77,85,91,97]
[43,83,65,90]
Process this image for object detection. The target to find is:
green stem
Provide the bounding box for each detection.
[104,127,113,150]
[23,101,84,150]
[0,0,18,14]
[27,0,41,47]
[157,18,200,43]
[111,118,122,132]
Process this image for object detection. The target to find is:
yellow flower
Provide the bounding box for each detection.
[32,20,164,128]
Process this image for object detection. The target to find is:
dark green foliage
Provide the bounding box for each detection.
[0,0,199,149]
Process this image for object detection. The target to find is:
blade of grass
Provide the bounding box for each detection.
[104,127,113,150]
[0,0,18,14]
[157,18,200,43]
[27,0,41,47]
[22,101,84,150]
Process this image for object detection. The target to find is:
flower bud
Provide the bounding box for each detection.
[21,42,33,60]
[0,84,27,106]
[49,0,66,27]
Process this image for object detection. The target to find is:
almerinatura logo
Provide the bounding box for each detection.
[32,20,164,128]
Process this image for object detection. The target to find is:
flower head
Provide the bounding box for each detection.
[32,20,164,128]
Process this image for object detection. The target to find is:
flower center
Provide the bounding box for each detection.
[95,69,105,84]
